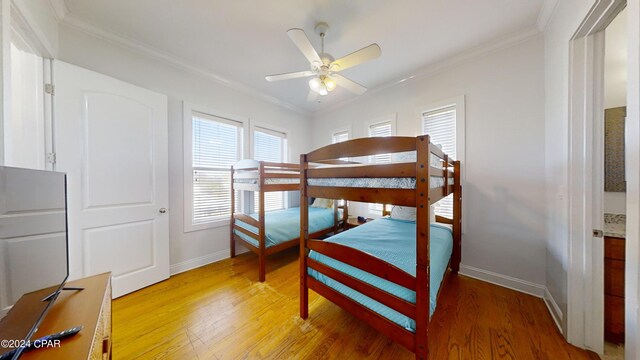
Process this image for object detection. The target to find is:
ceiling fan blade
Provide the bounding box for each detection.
[287,28,322,64]
[307,90,319,102]
[265,70,314,82]
[332,44,381,71]
[334,74,367,95]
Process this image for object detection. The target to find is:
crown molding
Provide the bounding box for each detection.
[536,0,559,31]
[48,0,69,22]
[57,9,540,118]
[59,14,310,117]
[314,27,541,117]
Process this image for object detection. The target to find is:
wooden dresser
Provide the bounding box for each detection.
[604,236,625,343]
[1,273,112,360]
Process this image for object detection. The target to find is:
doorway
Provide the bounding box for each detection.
[566,0,632,357]
[602,8,627,359]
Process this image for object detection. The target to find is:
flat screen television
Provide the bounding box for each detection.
[0,166,68,359]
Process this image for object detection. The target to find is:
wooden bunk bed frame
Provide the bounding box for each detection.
[230,160,346,282]
[299,136,462,360]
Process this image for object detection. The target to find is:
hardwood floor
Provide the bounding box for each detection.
[112,249,599,359]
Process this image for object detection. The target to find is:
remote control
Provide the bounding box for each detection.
[0,326,83,360]
[35,326,83,344]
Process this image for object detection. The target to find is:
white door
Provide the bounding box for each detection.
[53,61,169,298]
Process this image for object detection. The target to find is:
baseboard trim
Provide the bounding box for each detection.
[169,247,251,276]
[459,264,546,297]
[543,287,564,333]
[459,264,564,333]
[170,249,229,276]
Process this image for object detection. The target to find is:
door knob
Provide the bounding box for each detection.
[159,208,167,214]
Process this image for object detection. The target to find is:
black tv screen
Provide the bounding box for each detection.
[0,166,68,359]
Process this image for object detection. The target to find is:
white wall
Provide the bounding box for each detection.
[604,9,628,109]
[57,24,312,273]
[605,192,627,214]
[604,9,627,215]
[311,35,547,290]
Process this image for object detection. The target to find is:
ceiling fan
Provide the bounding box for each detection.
[265,22,381,101]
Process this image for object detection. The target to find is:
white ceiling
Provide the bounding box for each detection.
[61,0,545,113]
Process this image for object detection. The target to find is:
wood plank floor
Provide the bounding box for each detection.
[112,249,599,359]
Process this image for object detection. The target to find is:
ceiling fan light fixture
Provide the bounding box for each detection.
[324,76,336,92]
[309,77,322,91]
[309,75,335,95]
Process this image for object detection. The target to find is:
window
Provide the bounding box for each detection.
[423,106,456,159]
[184,104,244,231]
[422,104,458,218]
[253,127,287,212]
[368,121,393,164]
[368,120,393,214]
[332,130,349,144]
[332,129,350,163]
[331,130,350,206]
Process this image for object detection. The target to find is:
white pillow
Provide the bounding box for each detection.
[390,206,416,221]
[311,198,334,208]
[430,205,436,224]
[389,205,437,223]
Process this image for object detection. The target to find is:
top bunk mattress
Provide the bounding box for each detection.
[233,159,300,185]
[234,177,300,185]
[306,151,453,189]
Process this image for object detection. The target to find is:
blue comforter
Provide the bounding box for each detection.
[234,207,337,248]
[308,217,453,332]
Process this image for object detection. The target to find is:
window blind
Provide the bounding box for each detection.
[332,130,349,144]
[192,113,242,224]
[368,122,392,164]
[368,121,392,213]
[422,106,456,218]
[254,128,287,212]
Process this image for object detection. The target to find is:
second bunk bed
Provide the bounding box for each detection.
[299,136,462,360]
[230,160,346,281]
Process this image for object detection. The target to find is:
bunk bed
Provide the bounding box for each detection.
[230,160,346,282]
[299,136,462,360]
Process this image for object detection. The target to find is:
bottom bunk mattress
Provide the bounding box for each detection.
[307,217,453,333]
[234,207,341,248]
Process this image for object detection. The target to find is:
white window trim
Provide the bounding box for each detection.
[183,102,249,232]
[365,114,397,216]
[250,121,289,211]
